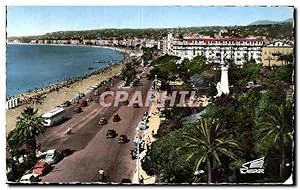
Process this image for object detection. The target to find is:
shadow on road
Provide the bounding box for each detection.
[61,149,76,157]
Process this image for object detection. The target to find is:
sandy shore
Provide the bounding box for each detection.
[6,44,142,134]
[6,63,124,134]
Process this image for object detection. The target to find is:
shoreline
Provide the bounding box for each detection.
[7,42,139,54]
[6,45,139,133]
[11,63,123,105]
[6,43,137,100]
[6,62,125,134]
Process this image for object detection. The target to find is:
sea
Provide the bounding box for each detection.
[6,44,124,97]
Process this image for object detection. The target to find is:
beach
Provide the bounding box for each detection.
[5,45,137,134]
[6,63,124,134]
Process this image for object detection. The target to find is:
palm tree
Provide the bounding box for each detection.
[12,107,45,158]
[276,53,293,66]
[179,118,240,183]
[255,101,293,179]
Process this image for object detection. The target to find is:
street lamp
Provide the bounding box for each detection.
[134,131,142,184]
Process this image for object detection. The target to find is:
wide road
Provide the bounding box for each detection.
[38,69,153,183]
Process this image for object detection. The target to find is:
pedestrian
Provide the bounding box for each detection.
[99,168,105,180]
[152,130,155,136]
[139,175,144,184]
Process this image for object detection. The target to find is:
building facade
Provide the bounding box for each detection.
[167,35,263,65]
[262,41,293,66]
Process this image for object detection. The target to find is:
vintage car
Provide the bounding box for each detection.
[73,106,82,113]
[32,161,52,176]
[138,121,147,130]
[62,100,71,107]
[118,135,129,144]
[106,129,117,138]
[99,117,108,125]
[19,174,39,183]
[45,149,63,164]
[81,100,88,107]
[113,114,121,122]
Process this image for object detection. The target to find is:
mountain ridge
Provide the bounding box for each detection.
[249,18,293,26]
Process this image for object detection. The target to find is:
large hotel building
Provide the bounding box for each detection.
[161,34,264,65]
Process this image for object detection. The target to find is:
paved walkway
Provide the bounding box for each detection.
[132,90,163,184]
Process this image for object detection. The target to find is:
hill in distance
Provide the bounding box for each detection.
[249,18,293,26]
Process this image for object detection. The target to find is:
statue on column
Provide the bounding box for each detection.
[215,51,230,98]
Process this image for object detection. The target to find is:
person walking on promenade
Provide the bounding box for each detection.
[99,168,105,180]
[139,175,144,184]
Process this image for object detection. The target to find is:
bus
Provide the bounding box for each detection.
[42,107,66,127]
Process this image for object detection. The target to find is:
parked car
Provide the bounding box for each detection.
[113,114,121,122]
[81,100,88,107]
[105,87,110,91]
[62,100,71,107]
[138,121,147,130]
[133,103,139,108]
[86,97,93,102]
[99,117,108,125]
[19,174,39,183]
[33,161,52,176]
[118,135,129,143]
[106,129,117,138]
[45,149,63,164]
[73,106,82,113]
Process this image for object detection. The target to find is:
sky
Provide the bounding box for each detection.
[7,6,294,37]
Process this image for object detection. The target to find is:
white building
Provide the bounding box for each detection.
[145,39,158,48]
[166,35,263,65]
[70,39,80,45]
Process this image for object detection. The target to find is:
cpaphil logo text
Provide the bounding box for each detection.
[240,157,265,174]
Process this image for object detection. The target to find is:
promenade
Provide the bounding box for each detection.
[132,90,164,184]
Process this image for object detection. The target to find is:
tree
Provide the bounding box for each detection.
[188,74,206,89]
[10,107,45,158]
[268,65,293,84]
[255,101,293,180]
[255,88,286,118]
[180,56,208,81]
[149,55,180,81]
[141,126,194,183]
[276,53,293,66]
[179,118,240,183]
[120,63,137,86]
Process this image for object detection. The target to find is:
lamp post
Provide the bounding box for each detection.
[137,136,140,183]
[134,132,141,184]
